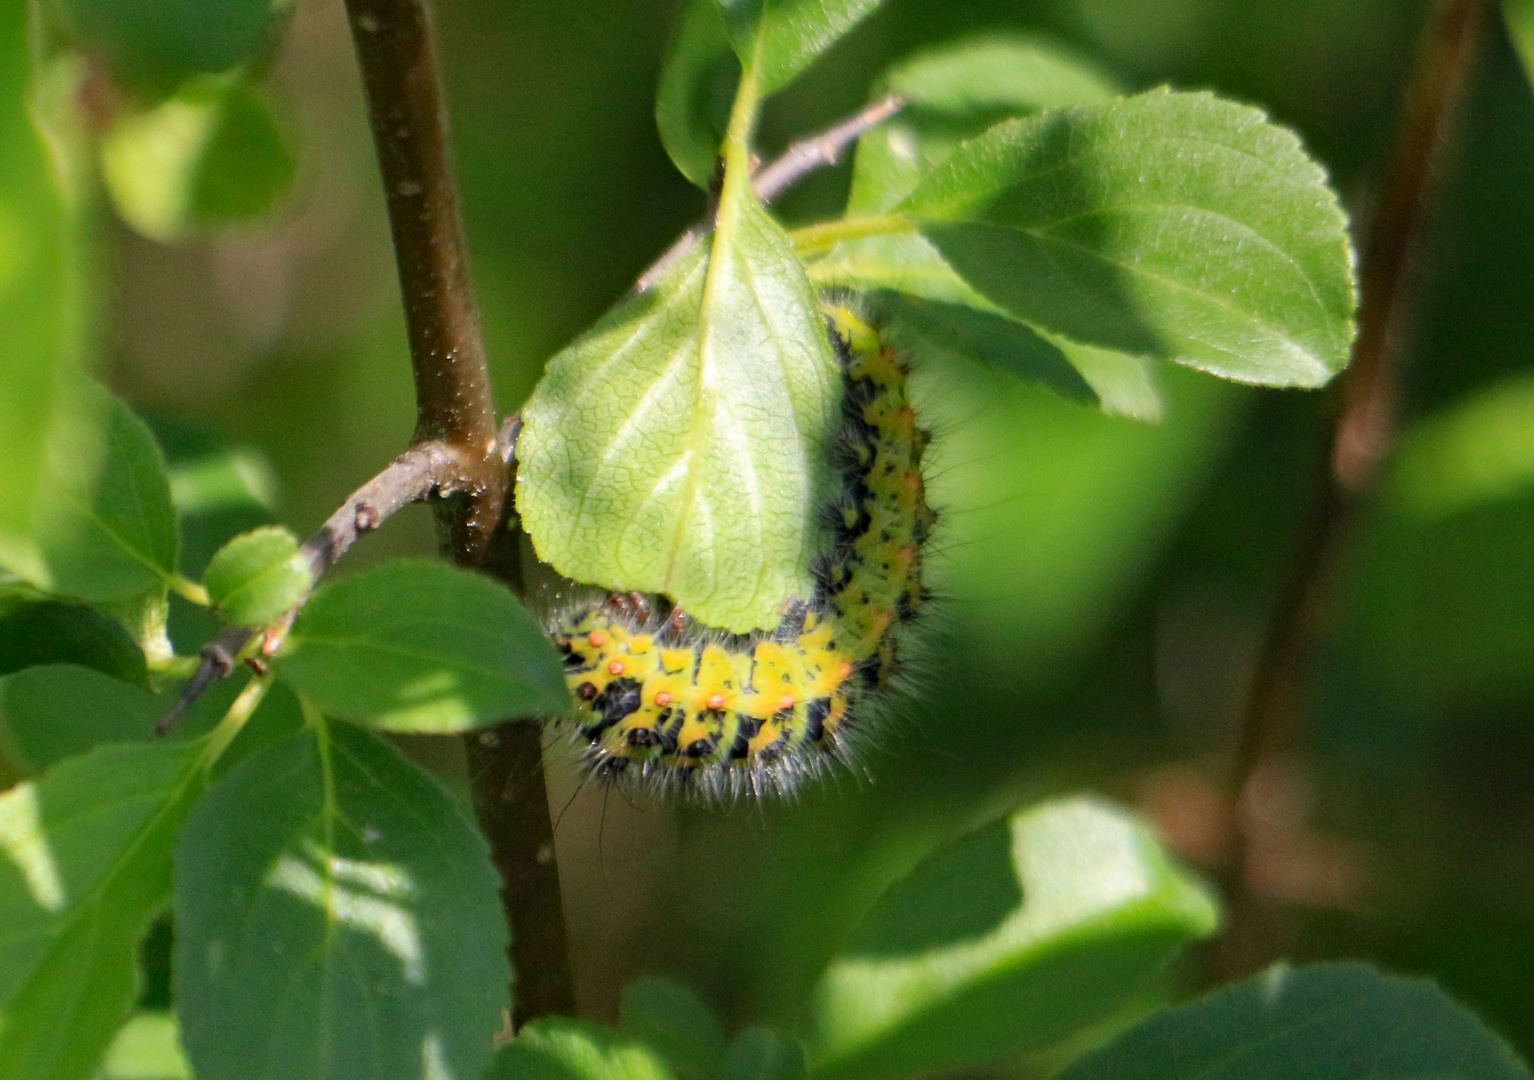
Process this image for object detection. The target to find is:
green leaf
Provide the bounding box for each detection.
[0,740,206,1080]
[656,0,740,188]
[277,559,570,731]
[0,601,148,688]
[848,32,1118,215]
[203,526,311,628]
[174,720,510,1080]
[490,1017,680,1080]
[901,89,1358,387]
[42,0,287,91]
[0,664,240,774]
[517,168,841,633]
[0,373,180,603]
[1056,963,1534,1080]
[1507,0,1534,91]
[98,1012,192,1080]
[717,0,885,97]
[619,977,727,1080]
[724,1030,807,1080]
[808,796,1220,1080]
[101,76,295,243]
[809,234,1160,418]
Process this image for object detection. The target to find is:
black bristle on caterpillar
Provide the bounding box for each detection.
[542,304,935,798]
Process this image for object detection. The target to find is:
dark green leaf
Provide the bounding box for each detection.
[901,89,1358,387]
[619,977,727,1080]
[277,559,570,731]
[848,32,1118,215]
[174,721,510,1080]
[203,526,311,628]
[655,0,739,188]
[1057,963,1533,1080]
[0,601,147,687]
[42,0,288,91]
[808,796,1220,1080]
[872,291,1096,406]
[0,664,239,774]
[724,1030,806,1080]
[517,167,841,633]
[101,76,295,243]
[490,1017,679,1080]
[717,0,884,96]
[98,1012,192,1080]
[0,373,179,603]
[0,740,206,1080]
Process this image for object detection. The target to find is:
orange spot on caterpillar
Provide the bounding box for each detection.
[706,692,728,711]
[777,693,796,712]
[608,660,626,676]
[587,630,607,647]
[838,661,855,680]
[654,690,674,707]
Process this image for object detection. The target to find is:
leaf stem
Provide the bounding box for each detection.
[788,212,915,253]
[201,674,272,770]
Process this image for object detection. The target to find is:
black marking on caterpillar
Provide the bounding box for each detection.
[540,303,934,799]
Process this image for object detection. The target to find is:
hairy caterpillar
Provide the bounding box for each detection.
[543,305,935,797]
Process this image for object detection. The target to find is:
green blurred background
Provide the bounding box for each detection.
[74,0,1534,1059]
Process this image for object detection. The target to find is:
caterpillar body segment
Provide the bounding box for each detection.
[546,305,933,797]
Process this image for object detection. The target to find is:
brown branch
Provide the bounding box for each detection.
[345,0,575,1023]
[632,94,906,293]
[1210,0,1486,981]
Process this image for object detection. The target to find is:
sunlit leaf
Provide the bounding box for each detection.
[848,32,1118,215]
[619,977,727,1080]
[151,417,278,578]
[809,796,1220,1080]
[277,559,570,731]
[98,1012,191,1080]
[174,721,510,1080]
[203,526,311,628]
[101,76,295,243]
[901,89,1357,387]
[490,1017,679,1080]
[0,741,206,1080]
[516,170,841,633]
[655,0,739,188]
[1056,963,1533,1080]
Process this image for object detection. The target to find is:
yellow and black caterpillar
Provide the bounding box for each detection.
[546,305,935,797]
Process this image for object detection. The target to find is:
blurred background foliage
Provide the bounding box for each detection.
[20,0,1534,1063]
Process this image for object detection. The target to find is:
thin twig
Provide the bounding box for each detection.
[158,441,479,733]
[1210,0,1486,981]
[345,0,575,1022]
[632,93,906,293]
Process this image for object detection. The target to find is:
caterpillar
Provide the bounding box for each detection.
[542,304,935,797]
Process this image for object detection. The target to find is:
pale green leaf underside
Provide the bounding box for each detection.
[902,89,1358,387]
[491,1018,681,1080]
[655,0,739,188]
[517,184,839,633]
[1057,962,1534,1080]
[809,796,1219,1080]
[174,721,510,1080]
[0,740,204,1080]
